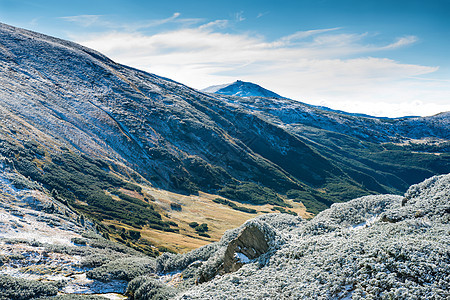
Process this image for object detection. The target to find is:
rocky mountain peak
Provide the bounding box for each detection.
[202,80,287,99]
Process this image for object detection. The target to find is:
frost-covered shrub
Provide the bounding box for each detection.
[382,174,450,224]
[127,276,176,300]
[43,242,90,256]
[0,274,58,299]
[82,231,141,255]
[71,237,88,245]
[176,174,450,299]
[312,194,402,228]
[155,243,220,274]
[77,249,130,268]
[87,257,158,281]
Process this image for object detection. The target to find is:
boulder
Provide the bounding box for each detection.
[222,225,269,273]
[197,224,270,284]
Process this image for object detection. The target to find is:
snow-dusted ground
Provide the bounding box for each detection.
[0,164,132,297]
[62,273,127,294]
[348,215,380,230]
[0,166,82,244]
[175,174,450,299]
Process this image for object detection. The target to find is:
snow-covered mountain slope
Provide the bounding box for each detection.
[172,174,450,299]
[202,80,286,98]
[0,22,334,196]
[0,156,138,298]
[217,94,450,143]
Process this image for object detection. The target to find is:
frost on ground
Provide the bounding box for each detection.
[58,174,450,299]
[0,162,134,298]
[0,159,449,299]
[172,174,450,299]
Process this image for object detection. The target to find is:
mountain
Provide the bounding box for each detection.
[0,21,449,224]
[202,80,287,98]
[0,22,449,300]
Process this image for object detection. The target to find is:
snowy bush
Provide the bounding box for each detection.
[176,174,450,299]
[0,275,58,299]
[127,276,177,300]
[87,257,158,282]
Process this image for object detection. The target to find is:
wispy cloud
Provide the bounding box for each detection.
[234,11,246,22]
[272,28,342,47]
[69,18,448,117]
[199,20,229,30]
[256,12,269,18]
[60,13,201,31]
[60,15,106,27]
[29,18,40,26]
[381,35,418,50]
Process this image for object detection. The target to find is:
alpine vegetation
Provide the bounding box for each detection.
[171,174,449,299]
[1,174,448,299]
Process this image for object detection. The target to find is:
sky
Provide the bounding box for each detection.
[1,0,449,117]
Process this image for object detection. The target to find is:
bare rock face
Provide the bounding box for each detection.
[196,225,270,284]
[222,225,269,273]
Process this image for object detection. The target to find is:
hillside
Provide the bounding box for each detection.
[0,22,449,253]
[172,174,449,299]
[2,173,447,299]
[1,22,448,203]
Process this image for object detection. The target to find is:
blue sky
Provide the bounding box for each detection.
[1,0,449,117]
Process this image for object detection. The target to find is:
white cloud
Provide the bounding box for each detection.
[199,20,229,30]
[272,28,342,47]
[382,35,418,50]
[71,21,449,117]
[256,12,269,18]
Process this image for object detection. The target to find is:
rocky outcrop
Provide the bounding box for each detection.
[222,225,269,273]
[196,224,271,284]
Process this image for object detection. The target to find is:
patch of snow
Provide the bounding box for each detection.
[92,293,127,300]
[349,215,380,231]
[234,252,251,263]
[159,270,184,286]
[62,273,127,294]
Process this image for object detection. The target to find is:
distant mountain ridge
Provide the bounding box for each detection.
[203,80,423,119]
[202,80,287,99]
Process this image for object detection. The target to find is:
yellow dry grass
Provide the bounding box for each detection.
[134,187,311,253]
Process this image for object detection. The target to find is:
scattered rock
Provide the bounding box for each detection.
[380,214,402,223]
[170,202,182,211]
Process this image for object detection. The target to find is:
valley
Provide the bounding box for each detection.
[0,22,448,299]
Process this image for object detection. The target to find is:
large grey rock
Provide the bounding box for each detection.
[222,225,269,273]
[196,224,270,284]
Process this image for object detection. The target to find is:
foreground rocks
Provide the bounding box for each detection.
[222,225,269,274]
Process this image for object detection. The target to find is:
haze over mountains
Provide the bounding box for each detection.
[0,22,449,299]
